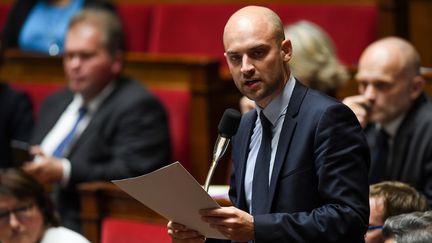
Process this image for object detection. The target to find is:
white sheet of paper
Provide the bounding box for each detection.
[112,162,227,239]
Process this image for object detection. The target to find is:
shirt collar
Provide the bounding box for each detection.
[257,75,295,126]
[73,81,116,113]
[378,113,406,138]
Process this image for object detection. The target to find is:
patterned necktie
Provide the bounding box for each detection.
[52,107,87,158]
[252,111,273,214]
[369,129,389,184]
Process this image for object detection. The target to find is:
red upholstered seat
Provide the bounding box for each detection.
[147,4,377,67]
[271,4,378,65]
[116,5,152,52]
[0,5,11,31]
[148,4,246,68]
[100,218,170,243]
[150,87,191,171]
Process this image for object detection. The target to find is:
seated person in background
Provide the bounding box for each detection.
[0,82,33,168]
[342,37,432,206]
[1,0,115,55]
[382,211,432,243]
[239,20,349,113]
[23,8,171,233]
[366,181,429,243]
[0,168,90,243]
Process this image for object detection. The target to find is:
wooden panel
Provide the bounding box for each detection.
[409,0,432,67]
[375,0,397,37]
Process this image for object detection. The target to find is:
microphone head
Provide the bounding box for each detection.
[218,108,241,138]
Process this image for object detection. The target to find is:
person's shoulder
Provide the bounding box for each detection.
[302,87,344,111]
[0,82,18,97]
[407,93,432,124]
[83,0,116,12]
[0,82,31,102]
[112,77,165,109]
[41,226,90,243]
[115,77,151,98]
[42,88,72,103]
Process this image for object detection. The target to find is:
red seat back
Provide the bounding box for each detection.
[0,5,11,31]
[147,4,377,66]
[150,87,190,171]
[116,5,152,52]
[148,4,245,68]
[271,4,378,65]
[100,218,170,243]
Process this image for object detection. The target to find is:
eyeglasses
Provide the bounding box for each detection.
[0,203,35,226]
[368,225,384,230]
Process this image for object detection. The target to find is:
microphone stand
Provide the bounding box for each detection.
[204,136,230,192]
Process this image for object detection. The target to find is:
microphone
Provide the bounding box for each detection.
[204,108,241,192]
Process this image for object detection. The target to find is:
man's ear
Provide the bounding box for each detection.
[111,51,123,75]
[281,39,292,62]
[410,75,425,100]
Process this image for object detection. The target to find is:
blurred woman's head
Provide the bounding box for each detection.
[0,168,59,243]
[285,20,349,94]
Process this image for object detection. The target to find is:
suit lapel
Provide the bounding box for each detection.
[33,89,73,144]
[389,120,413,179]
[235,110,257,211]
[267,81,307,212]
[68,79,123,156]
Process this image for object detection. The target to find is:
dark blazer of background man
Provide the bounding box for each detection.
[25,9,170,232]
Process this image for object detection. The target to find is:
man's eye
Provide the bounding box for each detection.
[252,50,264,58]
[357,81,367,90]
[64,53,74,60]
[374,83,391,90]
[0,211,8,218]
[81,53,94,60]
[229,55,241,63]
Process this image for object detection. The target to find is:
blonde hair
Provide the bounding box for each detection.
[285,21,349,93]
[370,181,429,222]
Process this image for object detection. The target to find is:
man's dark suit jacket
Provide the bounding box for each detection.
[365,92,432,207]
[229,81,370,243]
[31,77,171,232]
[0,82,33,168]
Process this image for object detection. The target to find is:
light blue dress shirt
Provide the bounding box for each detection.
[244,75,296,213]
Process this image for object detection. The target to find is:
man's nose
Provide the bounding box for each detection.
[68,56,82,69]
[240,55,254,76]
[8,213,21,229]
[363,84,376,101]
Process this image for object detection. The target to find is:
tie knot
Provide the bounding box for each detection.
[259,111,273,135]
[78,106,87,117]
[379,129,389,140]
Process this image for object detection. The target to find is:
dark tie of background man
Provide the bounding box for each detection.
[369,128,389,184]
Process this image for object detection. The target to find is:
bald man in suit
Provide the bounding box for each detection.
[168,6,369,243]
